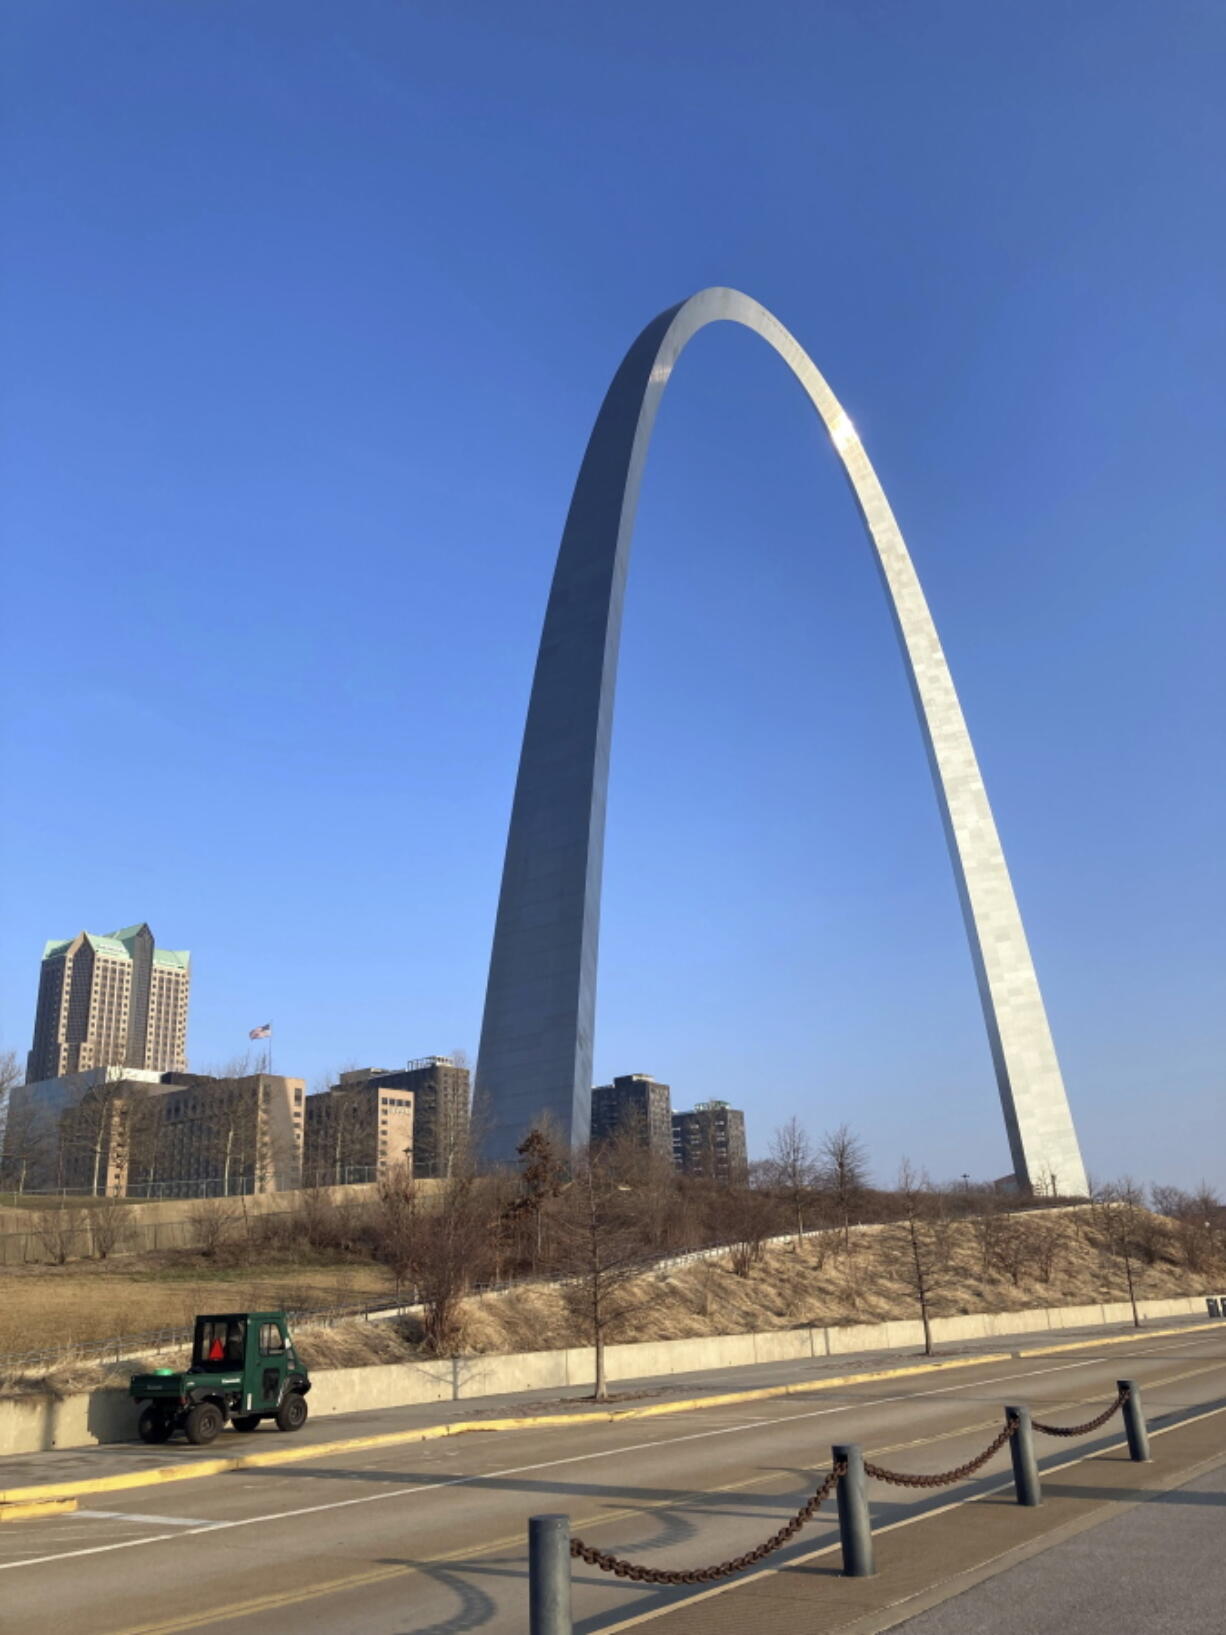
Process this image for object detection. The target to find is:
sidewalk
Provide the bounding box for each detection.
[0,1312,1214,1503]
[601,1390,1226,1634]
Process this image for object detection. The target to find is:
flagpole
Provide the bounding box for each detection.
[267,1025,273,1079]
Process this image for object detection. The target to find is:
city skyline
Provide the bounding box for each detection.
[1,4,1220,1190]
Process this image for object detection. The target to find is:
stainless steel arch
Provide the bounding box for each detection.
[476,287,1087,1195]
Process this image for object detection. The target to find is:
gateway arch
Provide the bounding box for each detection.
[476,287,1088,1196]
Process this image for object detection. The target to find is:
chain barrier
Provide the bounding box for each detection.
[864,1419,1018,1488]
[569,1387,1128,1584]
[1032,1386,1129,1438]
[570,1462,845,1584]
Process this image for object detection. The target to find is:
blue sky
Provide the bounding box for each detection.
[2,1,1222,1188]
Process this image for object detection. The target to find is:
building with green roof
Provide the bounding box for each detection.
[26,922,190,1084]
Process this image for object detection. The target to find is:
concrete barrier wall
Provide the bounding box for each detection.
[2,1292,1217,1458]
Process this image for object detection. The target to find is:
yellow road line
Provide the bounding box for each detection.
[3,1321,1215,1508]
[99,1349,1226,1635]
[1019,1318,1223,1358]
[0,1352,1012,1506]
[0,1497,78,1523]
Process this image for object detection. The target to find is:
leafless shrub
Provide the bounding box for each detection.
[723,1187,776,1278]
[87,1199,128,1260]
[33,1207,87,1265]
[188,1201,236,1258]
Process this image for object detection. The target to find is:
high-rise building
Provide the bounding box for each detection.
[323,1058,469,1178]
[302,1081,414,1186]
[590,1073,673,1162]
[671,1100,749,1185]
[26,924,189,1084]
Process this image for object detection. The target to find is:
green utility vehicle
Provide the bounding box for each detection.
[129,1311,311,1445]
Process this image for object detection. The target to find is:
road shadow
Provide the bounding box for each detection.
[1039,1481,1226,1507]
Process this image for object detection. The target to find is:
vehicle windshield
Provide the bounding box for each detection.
[192,1317,246,1371]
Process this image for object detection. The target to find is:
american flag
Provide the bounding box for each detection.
[248,1023,272,1040]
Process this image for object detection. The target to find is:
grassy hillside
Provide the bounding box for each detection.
[457,1206,1220,1355]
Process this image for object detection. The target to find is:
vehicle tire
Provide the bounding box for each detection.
[274,1392,308,1433]
[184,1402,225,1445]
[230,1415,261,1433]
[138,1405,175,1444]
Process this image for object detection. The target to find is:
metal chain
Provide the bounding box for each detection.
[570,1462,846,1584]
[863,1418,1018,1489]
[1032,1387,1129,1438]
[571,1387,1129,1584]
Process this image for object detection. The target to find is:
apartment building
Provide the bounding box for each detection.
[590,1073,673,1162]
[671,1100,749,1184]
[26,923,189,1084]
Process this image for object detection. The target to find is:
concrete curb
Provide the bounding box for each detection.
[1018,1318,1223,1357]
[0,1318,1212,1510]
[0,1352,1012,1507]
[0,1497,78,1522]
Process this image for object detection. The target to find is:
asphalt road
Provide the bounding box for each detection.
[2,1329,1223,1635]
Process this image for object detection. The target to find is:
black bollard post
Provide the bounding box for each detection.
[1118,1380,1151,1463]
[1006,1407,1041,1506]
[529,1514,573,1635]
[833,1444,876,1577]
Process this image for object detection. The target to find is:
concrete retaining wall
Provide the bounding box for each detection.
[2,1293,1214,1458]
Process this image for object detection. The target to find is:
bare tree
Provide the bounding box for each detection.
[188,1199,236,1258]
[969,1192,1009,1276]
[0,1053,49,1193]
[87,1197,129,1259]
[1093,1177,1148,1327]
[766,1118,819,1246]
[819,1124,869,1252]
[413,1174,493,1354]
[511,1119,567,1267]
[723,1184,776,1277]
[33,1206,87,1265]
[59,1081,131,1196]
[888,1160,953,1355]
[549,1147,654,1401]
[992,1214,1037,1287]
[374,1170,418,1302]
[1152,1183,1224,1275]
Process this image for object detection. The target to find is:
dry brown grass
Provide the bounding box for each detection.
[0,1318,421,1400]
[454,1208,1219,1356]
[2,1206,1218,1398]
[0,1255,396,1356]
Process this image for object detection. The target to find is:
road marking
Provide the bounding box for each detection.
[33,1357,1226,1635]
[76,1512,216,1528]
[597,1396,1226,1633]
[102,1384,1226,1635]
[0,1348,1183,1578]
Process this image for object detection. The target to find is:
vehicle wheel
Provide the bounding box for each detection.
[230,1415,261,1433]
[274,1392,308,1433]
[138,1405,174,1444]
[184,1402,224,1445]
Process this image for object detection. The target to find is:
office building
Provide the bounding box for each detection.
[302,1081,413,1186]
[671,1100,749,1185]
[5,1067,303,1197]
[26,923,189,1084]
[325,1058,469,1177]
[590,1073,672,1162]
